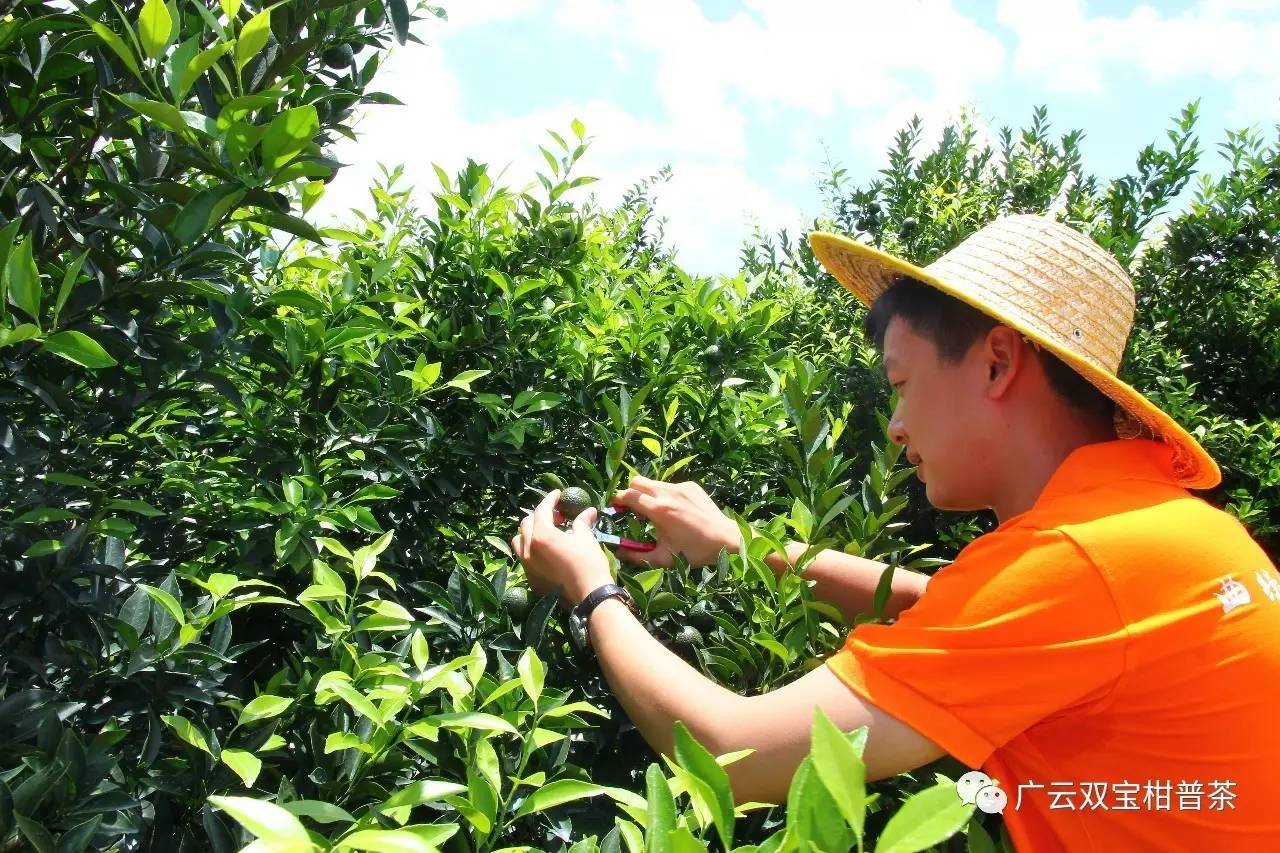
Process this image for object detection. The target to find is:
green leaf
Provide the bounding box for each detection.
[6,236,39,323]
[220,0,242,21]
[119,587,150,636]
[175,184,245,244]
[105,498,164,517]
[23,539,62,558]
[644,764,675,853]
[873,563,897,617]
[325,732,373,754]
[111,92,193,135]
[139,0,175,59]
[0,324,40,349]
[162,715,211,754]
[261,106,319,173]
[278,800,355,823]
[387,0,410,44]
[517,647,544,705]
[14,813,55,853]
[411,630,430,671]
[965,818,998,853]
[248,210,327,245]
[222,749,262,787]
[14,507,79,524]
[235,9,272,70]
[37,331,117,369]
[672,722,734,851]
[513,779,609,818]
[539,700,610,719]
[809,709,866,835]
[427,712,517,736]
[207,795,314,847]
[406,825,458,848]
[84,18,142,79]
[666,828,706,853]
[0,218,21,315]
[443,369,490,391]
[177,40,234,100]
[336,829,436,853]
[329,682,384,724]
[376,781,468,814]
[316,537,353,559]
[784,756,852,853]
[138,584,185,625]
[239,694,293,724]
[876,781,974,853]
[52,250,88,329]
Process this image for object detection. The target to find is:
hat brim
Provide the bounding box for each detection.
[808,231,1222,490]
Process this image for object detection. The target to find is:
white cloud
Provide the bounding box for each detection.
[318,0,1013,272]
[437,0,541,30]
[995,0,1280,121]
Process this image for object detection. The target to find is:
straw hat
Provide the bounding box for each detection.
[808,213,1221,490]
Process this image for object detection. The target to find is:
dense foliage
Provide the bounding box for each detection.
[2,0,1276,848]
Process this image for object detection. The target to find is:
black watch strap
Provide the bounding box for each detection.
[569,583,636,654]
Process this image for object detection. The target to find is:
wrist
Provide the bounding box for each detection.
[570,574,615,608]
[568,582,637,655]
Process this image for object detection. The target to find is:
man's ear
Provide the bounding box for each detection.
[983,326,1024,398]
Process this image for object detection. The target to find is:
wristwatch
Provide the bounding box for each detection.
[568,583,638,655]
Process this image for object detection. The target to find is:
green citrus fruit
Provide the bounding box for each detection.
[558,486,593,520]
[502,586,530,619]
[702,344,725,364]
[689,603,716,632]
[673,626,703,648]
[899,216,919,236]
[322,45,354,69]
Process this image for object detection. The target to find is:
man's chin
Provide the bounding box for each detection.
[924,486,981,514]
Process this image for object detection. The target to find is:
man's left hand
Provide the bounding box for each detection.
[510,489,614,608]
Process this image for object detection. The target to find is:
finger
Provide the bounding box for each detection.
[534,488,559,531]
[628,475,661,495]
[519,514,533,554]
[510,533,523,561]
[610,487,661,517]
[614,544,648,566]
[573,506,599,535]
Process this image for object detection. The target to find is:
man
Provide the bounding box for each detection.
[510,214,1280,850]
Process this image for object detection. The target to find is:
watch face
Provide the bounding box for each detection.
[569,613,587,650]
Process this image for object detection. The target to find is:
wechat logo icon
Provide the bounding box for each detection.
[957,771,1007,815]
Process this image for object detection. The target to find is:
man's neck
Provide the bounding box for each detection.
[990,416,1118,523]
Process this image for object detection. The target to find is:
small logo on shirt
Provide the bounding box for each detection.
[1216,575,1251,613]
[1256,568,1280,602]
[957,771,1007,814]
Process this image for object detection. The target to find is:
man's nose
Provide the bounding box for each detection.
[888,411,907,446]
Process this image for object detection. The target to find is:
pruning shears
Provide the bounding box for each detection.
[552,503,658,552]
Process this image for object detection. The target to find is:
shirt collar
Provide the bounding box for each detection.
[996,438,1180,531]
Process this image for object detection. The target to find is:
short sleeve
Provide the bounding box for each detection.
[825,527,1127,768]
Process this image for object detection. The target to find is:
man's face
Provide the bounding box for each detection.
[881,316,998,512]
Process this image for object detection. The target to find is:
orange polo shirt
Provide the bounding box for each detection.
[826,438,1280,851]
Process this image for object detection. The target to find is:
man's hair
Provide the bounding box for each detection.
[863,275,1116,422]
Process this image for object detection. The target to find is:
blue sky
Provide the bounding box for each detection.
[317,0,1280,274]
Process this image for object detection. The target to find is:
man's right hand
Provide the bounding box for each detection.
[609,475,742,569]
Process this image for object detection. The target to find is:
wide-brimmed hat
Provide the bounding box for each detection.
[808,213,1221,490]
